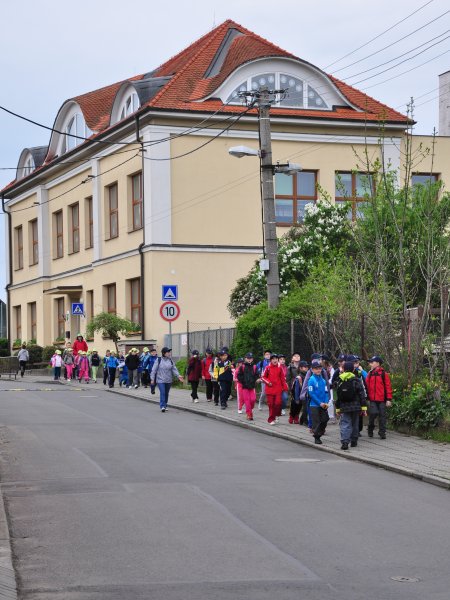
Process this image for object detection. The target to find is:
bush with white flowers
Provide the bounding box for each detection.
[228,201,351,318]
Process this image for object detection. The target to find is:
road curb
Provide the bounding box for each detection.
[109,388,450,491]
[0,490,18,599]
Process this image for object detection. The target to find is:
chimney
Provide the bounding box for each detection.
[439,70,450,136]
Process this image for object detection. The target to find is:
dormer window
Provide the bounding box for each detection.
[23,156,35,177]
[61,113,92,153]
[119,92,139,120]
[227,71,326,109]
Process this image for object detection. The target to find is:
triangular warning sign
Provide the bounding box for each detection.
[164,288,176,299]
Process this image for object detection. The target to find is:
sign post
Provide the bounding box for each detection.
[160,301,180,351]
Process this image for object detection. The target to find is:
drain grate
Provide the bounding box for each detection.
[390,576,420,583]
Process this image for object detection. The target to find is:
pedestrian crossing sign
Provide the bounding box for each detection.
[162,285,178,301]
[71,303,84,315]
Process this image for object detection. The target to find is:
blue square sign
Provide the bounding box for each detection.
[71,302,84,315]
[162,285,178,301]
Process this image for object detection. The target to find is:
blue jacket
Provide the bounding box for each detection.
[308,373,329,408]
[256,358,270,376]
[105,356,119,369]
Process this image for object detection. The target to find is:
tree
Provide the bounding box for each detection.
[228,199,351,318]
[86,312,140,352]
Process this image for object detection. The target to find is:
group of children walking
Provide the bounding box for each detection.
[184,347,393,450]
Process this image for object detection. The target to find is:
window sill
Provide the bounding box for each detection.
[68,250,80,256]
[130,226,143,233]
[105,236,119,242]
[53,256,64,261]
[29,262,38,267]
[14,267,24,272]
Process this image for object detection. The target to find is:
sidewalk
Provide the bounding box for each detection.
[109,384,450,490]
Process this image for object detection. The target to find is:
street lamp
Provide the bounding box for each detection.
[228,135,301,309]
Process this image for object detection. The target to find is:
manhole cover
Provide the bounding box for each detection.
[390,576,420,583]
[275,458,322,463]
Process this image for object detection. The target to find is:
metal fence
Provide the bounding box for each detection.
[166,323,236,360]
[0,356,19,379]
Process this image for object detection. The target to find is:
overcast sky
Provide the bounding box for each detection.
[1,0,449,302]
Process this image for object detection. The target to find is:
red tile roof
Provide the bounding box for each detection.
[3,20,409,192]
[71,19,409,131]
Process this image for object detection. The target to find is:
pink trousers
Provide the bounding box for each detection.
[65,364,73,379]
[240,388,256,418]
[78,366,89,381]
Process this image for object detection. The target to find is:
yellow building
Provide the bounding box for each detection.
[2,20,447,352]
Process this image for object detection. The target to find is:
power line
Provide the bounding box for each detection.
[350,34,450,86]
[343,30,449,80]
[361,48,450,90]
[324,0,437,69]
[6,151,141,214]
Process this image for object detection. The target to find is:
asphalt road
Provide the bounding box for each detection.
[0,380,449,600]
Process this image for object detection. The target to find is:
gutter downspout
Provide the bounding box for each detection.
[1,194,12,353]
[135,116,145,341]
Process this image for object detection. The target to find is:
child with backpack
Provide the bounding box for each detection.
[234,357,244,413]
[186,350,202,403]
[118,353,128,387]
[366,355,393,439]
[335,361,367,450]
[307,359,330,444]
[261,354,288,425]
[78,351,90,383]
[236,353,259,421]
[202,348,214,402]
[51,350,63,380]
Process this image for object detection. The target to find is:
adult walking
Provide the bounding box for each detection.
[72,334,88,356]
[17,344,29,377]
[150,347,183,412]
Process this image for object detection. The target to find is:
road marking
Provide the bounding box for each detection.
[275,458,322,463]
[72,447,108,478]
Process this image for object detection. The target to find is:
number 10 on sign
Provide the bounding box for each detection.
[160,301,180,350]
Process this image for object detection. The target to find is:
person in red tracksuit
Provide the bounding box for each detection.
[261,354,288,425]
[201,348,214,402]
[365,355,393,439]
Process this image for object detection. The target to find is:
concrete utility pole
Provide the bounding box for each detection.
[258,87,281,309]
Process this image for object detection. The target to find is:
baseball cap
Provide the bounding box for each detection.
[311,353,322,360]
[338,354,347,361]
[192,350,199,355]
[368,355,383,364]
[311,359,322,368]
[161,347,172,354]
[245,352,254,358]
[298,360,309,367]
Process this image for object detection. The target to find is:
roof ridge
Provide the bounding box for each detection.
[149,21,233,107]
[154,20,233,75]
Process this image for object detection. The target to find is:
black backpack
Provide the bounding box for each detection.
[337,377,357,402]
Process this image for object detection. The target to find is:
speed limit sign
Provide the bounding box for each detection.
[160,301,180,322]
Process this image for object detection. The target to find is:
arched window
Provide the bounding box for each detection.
[61,113,93,153]
[119,92,139,120]
[23,156,35,177]
[226,71,327,109]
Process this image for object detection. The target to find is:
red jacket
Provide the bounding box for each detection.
[187,357,202,382]
[366,367,392,402]
[202,356,214,380]
[261,364,288,395]
[73,339,88,355]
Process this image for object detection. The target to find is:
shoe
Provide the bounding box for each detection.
[207,399,212,402]
[314,437,323,445]
[293,418,299,425]
[368,430,374,438]
[220,406,226,410]
[119,382,122,387]
[194,399,199,403]
[165,406,169,411]
[214,403,219,406]
[275,417,280,423]
[151,390,155,395]
[341,442,349,450]
[288,416,294,424]
[246,414,254,421]
[281,409,286,416]
[238,409,243,414]
[134,385,138,389]
[269,421,276,426]
[161,407,166,412]
[378,433,386,439]
[350,440,358,447]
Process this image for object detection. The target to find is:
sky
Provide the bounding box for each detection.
[0,0,449,301]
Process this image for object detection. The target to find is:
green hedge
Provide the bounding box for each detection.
[390,377,450,432]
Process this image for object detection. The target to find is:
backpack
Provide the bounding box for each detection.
[337,377,357,402]
[153,356,174,380]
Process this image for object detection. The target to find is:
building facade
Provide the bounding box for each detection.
[2,20,448,352]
